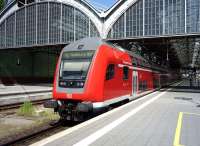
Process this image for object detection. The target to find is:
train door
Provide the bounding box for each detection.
[132,71,138,98]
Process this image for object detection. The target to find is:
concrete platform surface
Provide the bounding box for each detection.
[31,81,200,146]
[0,84,52,106]
[0,84,52,96]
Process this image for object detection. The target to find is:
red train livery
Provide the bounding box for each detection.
[44,37,176,121]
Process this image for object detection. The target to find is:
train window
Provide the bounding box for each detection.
[137,59,141,66]
[106,64,115,80]
[123,66,129,80]
[153,79,159,88]
[142,61,145,67]
[139,80,147,91]
[143,81,147,90]
[132,58,137,66]
[139,81,143,91]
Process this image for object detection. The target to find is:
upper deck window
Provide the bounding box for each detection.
[106,64,115,80]
[132,58,137,66]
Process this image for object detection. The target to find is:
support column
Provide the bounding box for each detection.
[47,2,49,44]
[143,0,145,36]
[124,12,126,38]
[185,0,187,33]
[36,3,37,44]
[74,8,76,42]
[163,0,165,35]
[60,4,62,43]
[25,6,27,45]
[14,12,16,46]
[5,19,6,47]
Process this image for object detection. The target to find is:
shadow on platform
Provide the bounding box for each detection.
[160,79,200,93]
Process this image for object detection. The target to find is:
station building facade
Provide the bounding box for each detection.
[106,0,200,39]
[0,0,200,84]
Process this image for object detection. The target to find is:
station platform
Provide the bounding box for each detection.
[0,84,52,106]
[31,80,200,146]
[0,84,52,96]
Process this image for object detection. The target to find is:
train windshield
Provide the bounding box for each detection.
[60,60,91,80]
[59,51,95,80]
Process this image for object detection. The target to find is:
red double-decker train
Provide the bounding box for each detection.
[44,37,177,121]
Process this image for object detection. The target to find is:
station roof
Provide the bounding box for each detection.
[108,35,200,70]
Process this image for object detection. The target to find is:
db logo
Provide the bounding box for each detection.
[67,94,73,99]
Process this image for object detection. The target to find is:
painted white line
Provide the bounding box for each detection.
[30,91,159,146]
[173,81,183,87]
[73,91,166,146]
[0,93,51,100]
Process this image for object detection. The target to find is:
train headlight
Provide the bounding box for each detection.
[80,82,84,86]
[60,81,66,86]
[76,82,84,87]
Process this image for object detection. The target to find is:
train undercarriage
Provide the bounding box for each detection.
[44,100,104,121]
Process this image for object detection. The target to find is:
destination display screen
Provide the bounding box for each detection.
[62,50,95,59]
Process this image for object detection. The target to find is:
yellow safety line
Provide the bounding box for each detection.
[173,112,184,146]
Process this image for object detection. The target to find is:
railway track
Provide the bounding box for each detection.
[0,120,75,146]
[0,98,51,111]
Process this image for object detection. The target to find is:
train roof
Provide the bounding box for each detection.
[63,37,169,72]
[63,37,127,53]
[63,37,103,52]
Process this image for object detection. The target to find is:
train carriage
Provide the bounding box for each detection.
[44,37,176,121]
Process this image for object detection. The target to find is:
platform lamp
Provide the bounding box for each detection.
[17,57,21,66]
